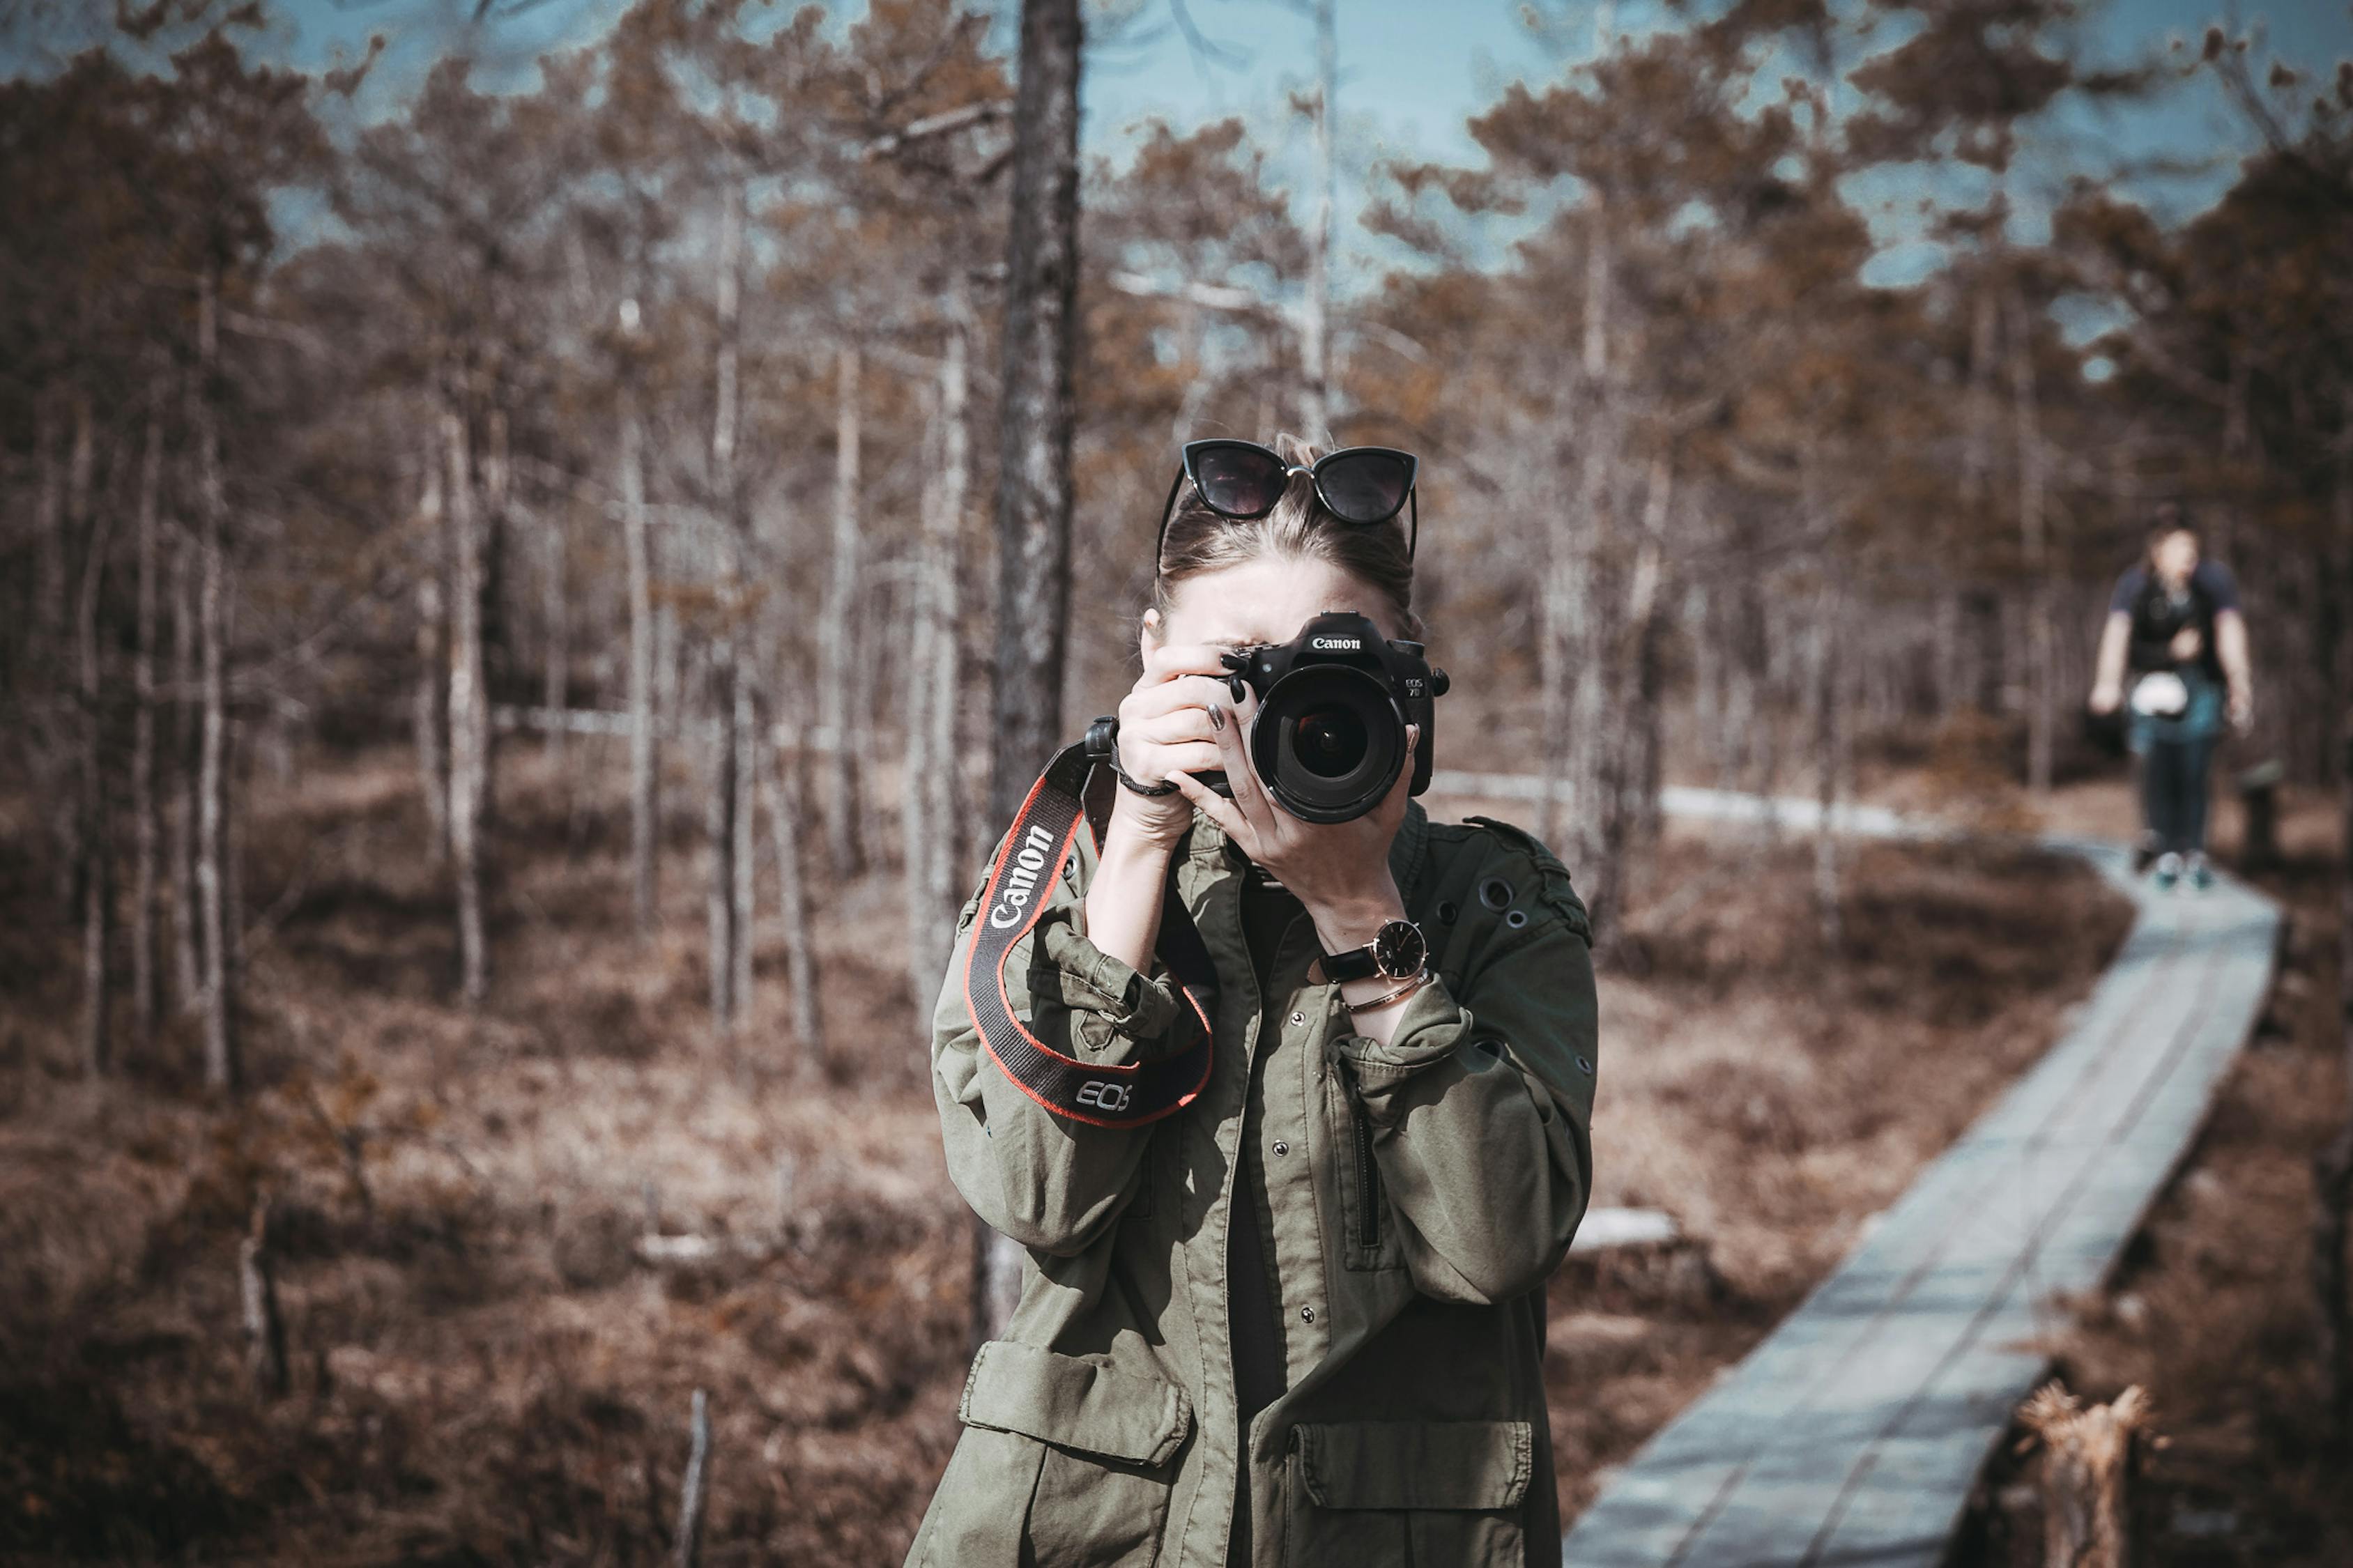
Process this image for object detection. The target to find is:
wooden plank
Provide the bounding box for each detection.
[1557,802,2278,1568]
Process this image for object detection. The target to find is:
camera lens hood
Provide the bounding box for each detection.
[1249,663,1406,824]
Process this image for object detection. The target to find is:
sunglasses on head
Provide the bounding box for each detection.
[1154,439,1419,566]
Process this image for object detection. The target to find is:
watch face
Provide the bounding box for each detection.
[1372,919,1427,979]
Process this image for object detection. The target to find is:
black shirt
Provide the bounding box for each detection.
[1226,862,1305,1564]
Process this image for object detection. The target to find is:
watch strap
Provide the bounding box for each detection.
[1320,943,1382,983]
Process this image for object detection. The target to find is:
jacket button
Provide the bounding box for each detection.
[1289,1011,1304,1025]
[1272,1140,1289,1157]
[1299,1306,1315,1323]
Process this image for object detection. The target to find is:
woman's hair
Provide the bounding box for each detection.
[1152,431,1422,640]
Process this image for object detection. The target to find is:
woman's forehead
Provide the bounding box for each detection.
[1162,555,1396,645]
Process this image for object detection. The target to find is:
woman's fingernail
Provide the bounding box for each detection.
[1209,702,1225,732]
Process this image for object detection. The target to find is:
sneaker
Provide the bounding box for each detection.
[2185,852,2214,893]
[2152,852,2182,892]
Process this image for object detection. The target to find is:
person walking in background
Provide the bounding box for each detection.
[2087,513,2255,891]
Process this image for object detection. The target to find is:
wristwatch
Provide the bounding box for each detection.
[1321,918,1428,984]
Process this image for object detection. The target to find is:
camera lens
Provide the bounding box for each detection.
[1248,666,1402,823]
[1292,707,1368,778]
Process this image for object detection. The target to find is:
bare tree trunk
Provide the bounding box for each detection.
[239,1199,289,1399]
[705,673,738,1026]
[34,401,66,698]
[1813,581,1846,949]
[195,272,237,1090]
[443,401,490,1008]
[623,397,658,937]
[708,177,753,1029]
[480,408,509,827]
[2011,289,2054,797]
[75,398,116,1077]
[1296,0,1335,438]
[1950,286,2001,720]
[63,396,95,908]
[2319,409,2353,1441]
[978,0,1085,1353]
[413,445,451,863]
[29,402,78,917]
[906,289,974,1004]
[820,341,867,879]
[170,514,204,1017]
[673,1388,712,1568]
[1609,456,1671,918]
[131,371,165,1050]
[731,676,756,1017]
[541,508,568,765]
[760,743,824,1063]
[2021,1383,2151,1568]
[1542,222,1613,856]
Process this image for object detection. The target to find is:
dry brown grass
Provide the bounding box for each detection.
[1,747,2140,1565]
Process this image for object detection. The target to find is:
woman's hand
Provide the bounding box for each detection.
[1170,688,1416,954]
[1107,644,1239,850]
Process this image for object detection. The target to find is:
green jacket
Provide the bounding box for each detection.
[905,798,1600,1568]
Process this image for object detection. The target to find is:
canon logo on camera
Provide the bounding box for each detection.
[1310,636,1362,651]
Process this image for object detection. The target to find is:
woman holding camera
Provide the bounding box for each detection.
[904,435,1600,1568]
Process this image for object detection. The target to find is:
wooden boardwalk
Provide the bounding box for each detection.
[1559,838,2272,1561]
[1429,774,2281,1567]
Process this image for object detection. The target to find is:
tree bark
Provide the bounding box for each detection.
[2011,289,2054,797]
[906,287,974,1006]
[170,509,204,1017]
[705,668,739,1026]
[131,370,165,1050]
[978,0,1086,1353]
[2322,417,2353,1440]
[540,508,568,765]
[413,444,451,863]
[673,1388,712,1568]
[820,341,867,879]
[1814,582,1846,949]
[623,397,659,937]
[1296,0,1335,438]
[443,401,491,1008]
[731,674,756,1018]
[239,1199,289,1399]
[75,392,116,1077]
[709,176,752,1030]
[195,270,237,1090]
[2021,1383,2150,1568]
[761,742,824,1066]
[1545,218,1616,889]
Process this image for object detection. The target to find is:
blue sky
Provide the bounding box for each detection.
[15,0,2352,290]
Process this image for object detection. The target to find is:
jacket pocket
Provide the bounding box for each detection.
[944,1340,1193,1568]
[1282,1420,1532,1568]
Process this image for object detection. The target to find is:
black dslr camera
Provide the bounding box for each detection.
[1202,610,1448,824]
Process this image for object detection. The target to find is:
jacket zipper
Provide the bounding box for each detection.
[1351,1100,1381,1250]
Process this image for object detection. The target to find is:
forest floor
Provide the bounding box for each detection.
[0,742,2341,1565]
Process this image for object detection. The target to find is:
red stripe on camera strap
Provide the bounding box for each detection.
[963,739,1216,1128]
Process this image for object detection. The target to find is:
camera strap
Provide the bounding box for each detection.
[963,725,1217,1128]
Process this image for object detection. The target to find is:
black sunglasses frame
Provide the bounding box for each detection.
[1153,439,1419,567]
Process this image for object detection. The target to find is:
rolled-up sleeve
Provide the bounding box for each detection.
[1331,884,1599,1305]
[930,831,1179,1257]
